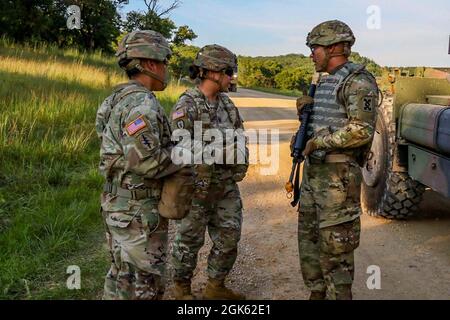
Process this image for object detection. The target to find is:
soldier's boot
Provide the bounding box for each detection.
[309,291,326,300]
[173,280,194,300]
[203,278,245,300]
[334,285,353,300]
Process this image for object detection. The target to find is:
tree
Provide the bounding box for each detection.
[0,0,121,53]
[122,0,197,45]
[169,45,199,80]
[274,67,311,91]
[173,25,197,46]
[123,11,175,38]
[65,0,121,52]
[0,0,65,44]
[123,0,179,38]
[350,52,383,76]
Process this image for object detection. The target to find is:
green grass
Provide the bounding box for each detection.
[0,39,186,299]
[243,86,303,97]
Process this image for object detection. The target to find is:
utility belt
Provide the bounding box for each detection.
[103,182,161,200]
[308,153,356,164]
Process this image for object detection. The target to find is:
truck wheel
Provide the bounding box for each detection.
[361,99,425,219]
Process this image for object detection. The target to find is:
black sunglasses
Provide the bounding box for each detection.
[310,46,319,53]
[161,55,171,66]
[224,67,234,77]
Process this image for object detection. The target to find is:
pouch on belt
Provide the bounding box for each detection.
[158,167,195,219]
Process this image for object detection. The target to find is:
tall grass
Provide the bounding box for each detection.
[0,39,186,299]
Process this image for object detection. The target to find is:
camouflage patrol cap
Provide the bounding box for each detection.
[193,44,237,72]
[306,20,356,47]
[116,30,172,65]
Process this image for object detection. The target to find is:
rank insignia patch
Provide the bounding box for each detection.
[126,116,147,136]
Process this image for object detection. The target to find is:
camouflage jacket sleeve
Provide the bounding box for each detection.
[314,72,379,150]
[121,92,175,178]
[230,106,249,180]
[95,95,113,141]
[169,94,198,134]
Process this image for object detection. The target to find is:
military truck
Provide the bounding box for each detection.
[361,73,450,219]
[229,65,238,92]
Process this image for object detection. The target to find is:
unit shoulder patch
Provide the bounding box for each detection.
[362,95,375,113]
[138,132,156,151]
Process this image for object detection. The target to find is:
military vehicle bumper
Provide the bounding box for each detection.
[408,145,450,198]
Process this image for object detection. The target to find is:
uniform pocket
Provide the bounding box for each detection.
[320,218,361,254]
[136,199,162,235]
[346,163,362,202]
[102,194,135,228]
[105,211,135,228]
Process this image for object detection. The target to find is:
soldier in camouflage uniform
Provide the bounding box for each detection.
[170,45,249,300]
[294,20,379,300]
[96,30,181,300]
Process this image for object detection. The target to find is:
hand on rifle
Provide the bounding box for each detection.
[296,96,314,116]
[302,139,318,156]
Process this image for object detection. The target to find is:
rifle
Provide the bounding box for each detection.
[285,73,320,207]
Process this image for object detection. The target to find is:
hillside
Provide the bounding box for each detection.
[237,52,383,94]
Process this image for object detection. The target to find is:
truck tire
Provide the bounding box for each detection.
[361,99,425,219]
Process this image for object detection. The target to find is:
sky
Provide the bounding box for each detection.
[122,0,450,67]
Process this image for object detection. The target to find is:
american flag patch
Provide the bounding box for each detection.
[172,109,185,120]
[126,116,147,136]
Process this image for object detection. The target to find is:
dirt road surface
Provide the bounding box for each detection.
[166,88,450,300]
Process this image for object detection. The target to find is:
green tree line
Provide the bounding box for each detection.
[0,0,199,80]
[0,0,382,88]
[238,52,382,93]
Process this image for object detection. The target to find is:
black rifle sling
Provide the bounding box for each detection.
[291,162,301,207]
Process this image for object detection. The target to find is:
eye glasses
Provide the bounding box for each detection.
[224,67,234,77]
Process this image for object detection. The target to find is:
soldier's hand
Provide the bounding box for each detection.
[232,172,246,182]
[302,139,318,156]
[296,96,314,116]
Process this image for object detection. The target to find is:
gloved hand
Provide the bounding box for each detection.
[231,164,248,182]
[296,96,314,116]
[302,139,318,156]
[232,172,246,182]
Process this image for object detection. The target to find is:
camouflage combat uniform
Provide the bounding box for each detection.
[297,21,379,300]
[96,30,175,300]
[170,86,248,283]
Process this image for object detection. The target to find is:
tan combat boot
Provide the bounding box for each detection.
[173,280,194,300]
[203,278,245,300]
[309,291,326,300]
